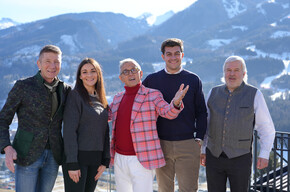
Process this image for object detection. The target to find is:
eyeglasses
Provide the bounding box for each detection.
[121,68,139,76]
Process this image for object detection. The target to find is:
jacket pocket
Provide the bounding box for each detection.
[12,129,34,158]
[238,138,251,149]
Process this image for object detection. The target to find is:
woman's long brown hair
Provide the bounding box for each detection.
[75,58,108,108]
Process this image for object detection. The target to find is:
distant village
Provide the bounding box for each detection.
[0,128,16,191]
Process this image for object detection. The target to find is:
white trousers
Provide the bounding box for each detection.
[114,152,155,192]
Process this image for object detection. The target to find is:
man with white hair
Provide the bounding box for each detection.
[110,58,189,192]
[200,55,275,192]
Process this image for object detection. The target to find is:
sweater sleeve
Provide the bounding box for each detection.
[63,90,82,164]
[0,81,23,153]
[201,89,212,154]
[101,123,111,168]
[153,90,183,119]
[194,78,208,140]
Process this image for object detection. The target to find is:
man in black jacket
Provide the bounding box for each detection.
[0,45,71,192]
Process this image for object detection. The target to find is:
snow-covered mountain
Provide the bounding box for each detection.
[114,0,290,103]
[0,18,19,30]
[0,0,289,132]
[0,12,150,57]
[0,0,289,87]
[138,11,174,26]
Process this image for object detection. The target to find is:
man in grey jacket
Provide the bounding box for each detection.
[200,55,275,192]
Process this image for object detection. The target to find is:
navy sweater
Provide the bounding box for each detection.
[143,69,207,141]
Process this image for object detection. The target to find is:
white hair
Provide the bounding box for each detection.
[119,58,142,74]
[221,55,248,83]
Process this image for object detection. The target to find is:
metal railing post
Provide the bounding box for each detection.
[249,131,289,192]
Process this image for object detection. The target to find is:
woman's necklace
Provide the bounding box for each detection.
[89,90,97,97]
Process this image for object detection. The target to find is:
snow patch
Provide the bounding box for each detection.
[261,60,290,89]
[261,76,277,89]
[222,0,247,19]
[152,62,165,72]
[0,18,19,30]
[232,25,248,31]
[14,45,41,57]
[281,3,289,9]
[61,55,81,69]
[207,38,235,50]
[0,22,15,30]
[280,14,290,22]
[245,45,290,60]
[256,3,266,15]
[154,11,174,26]
[137,12,154,25]
[38,25,44,30]
[270,31,290,38]
[243,45,290,94]
[61,74,71,82]
[106,95,113,104]
[270,90,290,101]
[138,11,174,26]
[58,35,79,53]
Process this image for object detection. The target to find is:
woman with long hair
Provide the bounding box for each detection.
[62,58,110,192]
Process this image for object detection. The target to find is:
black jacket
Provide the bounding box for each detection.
[0,71,71,166]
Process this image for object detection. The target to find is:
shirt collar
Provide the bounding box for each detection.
[36,70,59,85]
[225,81,246,93]
[164,67,183,74]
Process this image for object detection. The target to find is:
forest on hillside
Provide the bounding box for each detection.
[264,91,290,133]
[0,57,289,133]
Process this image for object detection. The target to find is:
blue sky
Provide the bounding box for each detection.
[0,0,197,23]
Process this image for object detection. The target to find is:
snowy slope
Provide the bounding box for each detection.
[137,11,174,26]
[0,18,19,30]
[222,0,247,18]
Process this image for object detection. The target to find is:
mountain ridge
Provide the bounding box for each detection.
[0,1,289,131]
